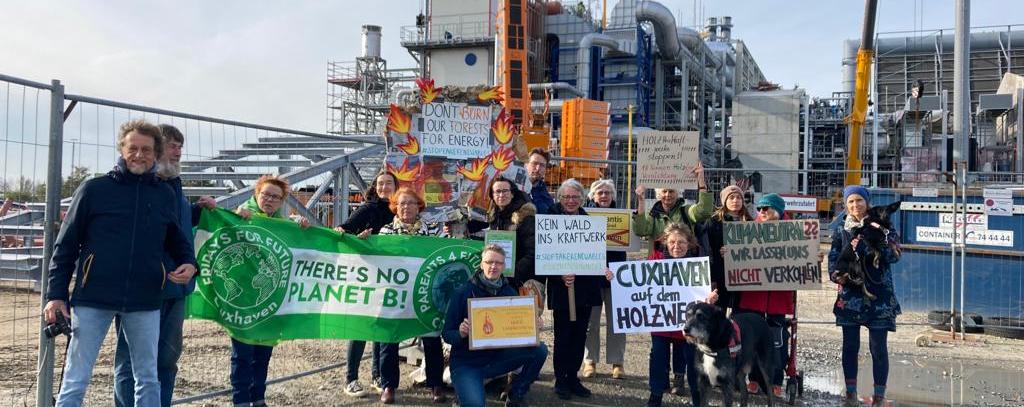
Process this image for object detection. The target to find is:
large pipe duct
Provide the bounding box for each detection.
[636,0,682,60]
[678,27,721,69]
[577,33,619,98]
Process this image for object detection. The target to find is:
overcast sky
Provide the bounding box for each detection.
[0,0,1015,134]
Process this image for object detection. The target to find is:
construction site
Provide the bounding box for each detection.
[2,0,1024,406]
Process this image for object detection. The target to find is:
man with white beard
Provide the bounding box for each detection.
[112,124,213,407]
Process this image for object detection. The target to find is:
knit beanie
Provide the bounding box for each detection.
[720,185,743,204]
[756,193,786,216]
[843,185,871,204]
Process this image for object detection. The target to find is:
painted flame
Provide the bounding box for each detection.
[456,156,491,181]
[396,134,420,155]
[492,109,515,145]
[477,86,504,103]
[386,104,411,135]
[386,157,421,182]
[490,146,515,171]
[416,78,441,104]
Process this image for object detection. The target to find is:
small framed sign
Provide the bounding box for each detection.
[467,296,538,350]
[484,230,517,277]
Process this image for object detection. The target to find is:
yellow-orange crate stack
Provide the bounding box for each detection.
[556,98,610,186]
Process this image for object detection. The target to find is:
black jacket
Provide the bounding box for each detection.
[442,271,522,367]
[341,199,394,234]
[485,196,537,285]
[543,204,604,310]
[698,213,747,310]
[47,160,197,311]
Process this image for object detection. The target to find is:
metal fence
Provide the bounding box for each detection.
[2,71,1023,405]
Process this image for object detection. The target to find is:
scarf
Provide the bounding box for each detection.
[478,273,505,296]
[843,214,864,232]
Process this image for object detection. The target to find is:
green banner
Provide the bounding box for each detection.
[187,208,482,345]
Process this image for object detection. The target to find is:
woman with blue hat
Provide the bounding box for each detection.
[828,186,902,407]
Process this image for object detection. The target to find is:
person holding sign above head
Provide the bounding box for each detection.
[630,223,711,407]
[375,187,449,404]
[545,178,604,400]
[698,184,755,313]
[582,179,629,380]
[335,171,398,400]
[232,175,310,407]
[829,186,902,407]
[443,245,548,407]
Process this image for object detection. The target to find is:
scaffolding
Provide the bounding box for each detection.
[326,58,418,135]
[807,93,852,200]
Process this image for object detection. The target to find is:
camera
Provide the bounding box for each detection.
[44,312,72,338]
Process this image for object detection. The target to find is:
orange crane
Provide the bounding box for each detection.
[845,0,878,186]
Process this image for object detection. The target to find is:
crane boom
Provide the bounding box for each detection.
[845,0,878,186]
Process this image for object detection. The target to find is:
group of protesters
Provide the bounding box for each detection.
[43,119,901,407]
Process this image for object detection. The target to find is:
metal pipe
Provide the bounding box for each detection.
[1017,88,1023,173]
[528,82,585,98]
[635,0,681,60]
[576,32,619,99]
[871,51,879,187]
[37,79,65,407]
[959,161,967,340]
[950,161,958,339]
[803,94,810,194]
[952,0,971,163]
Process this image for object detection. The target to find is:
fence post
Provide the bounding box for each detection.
[36,79,65,407]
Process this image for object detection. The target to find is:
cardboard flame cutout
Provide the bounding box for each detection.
[386,157,421,182]
[416,78,441,104]
[386,104,411,135]
[477,86,504,103]
[456,156,492,181]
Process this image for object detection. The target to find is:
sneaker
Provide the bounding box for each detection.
[772,385,783,398]
[344,381,367,397]
[569,381,592,398]
[370,377,384,393]
[746,381,760,395]
[582,362,597,378]
[669,374,685,396]
[611,364,624,379]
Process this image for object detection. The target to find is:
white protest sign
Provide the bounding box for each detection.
[636,130,700,191]
[419,102,492,159]
[915,226,1014,247]
[534,214,607,276]
[608,257,712,334]
[722,220,822,291]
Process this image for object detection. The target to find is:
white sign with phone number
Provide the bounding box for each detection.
[915,226,1014,247]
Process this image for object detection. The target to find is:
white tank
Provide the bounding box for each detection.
[361,25,382,58]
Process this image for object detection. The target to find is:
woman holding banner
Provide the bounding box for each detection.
[546,178,604,400]
[581,179,628,379]
[443,245,548,407]
[232,175,309,407]
[337,170,398,399]
[699,184,755,312]
[375,187,449,404]
[829,186,901,407]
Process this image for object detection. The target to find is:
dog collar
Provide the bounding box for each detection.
[698,320,743,358]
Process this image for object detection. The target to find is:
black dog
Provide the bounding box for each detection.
[834,201,901,300]
[683,302,775,407]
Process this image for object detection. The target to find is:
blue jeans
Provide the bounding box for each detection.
[345,341,381,384]
[56,306,160,407]
[230,338,274,405]
[113,297,186,407]
[451,343,548,407]
[649,336,700,403]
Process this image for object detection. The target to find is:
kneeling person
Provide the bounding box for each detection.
[443,245,548,407]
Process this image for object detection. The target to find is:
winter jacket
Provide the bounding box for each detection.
[341,199,394,234]
[47,159,197,312]
[698,213,753,310]
[530,179,555,216]
[486,196,538,285]
[646,248,703,340]
[161,176,201,299]
[733,217,798,315]
[442,271,521,367]
[542,204,604,310]
[585,200,628,288]
[633,192,715,245]
[828,214,902,331]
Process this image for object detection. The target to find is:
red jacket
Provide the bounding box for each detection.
[647,249,688,341]
[734,215,797,315]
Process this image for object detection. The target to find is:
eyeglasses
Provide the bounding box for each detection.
[560,195,582,201]
[756,207,773,212]
[397,200,419,207]
[482,260,505,266]
[493,189,512,195]
[259,192,284,201]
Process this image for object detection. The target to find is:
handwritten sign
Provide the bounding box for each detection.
[723,220,822,291]
[608,257,712,334]
[468,296,538,350]
[636,130,699,191]
[534,214,607,276]
[583,207,639,252]
[484,230,517,277]
[420,102,492,159]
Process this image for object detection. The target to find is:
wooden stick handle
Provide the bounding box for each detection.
[568,285,577,322]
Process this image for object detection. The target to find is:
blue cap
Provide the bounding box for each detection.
[843,185,870,204]
[756,193,786,215]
